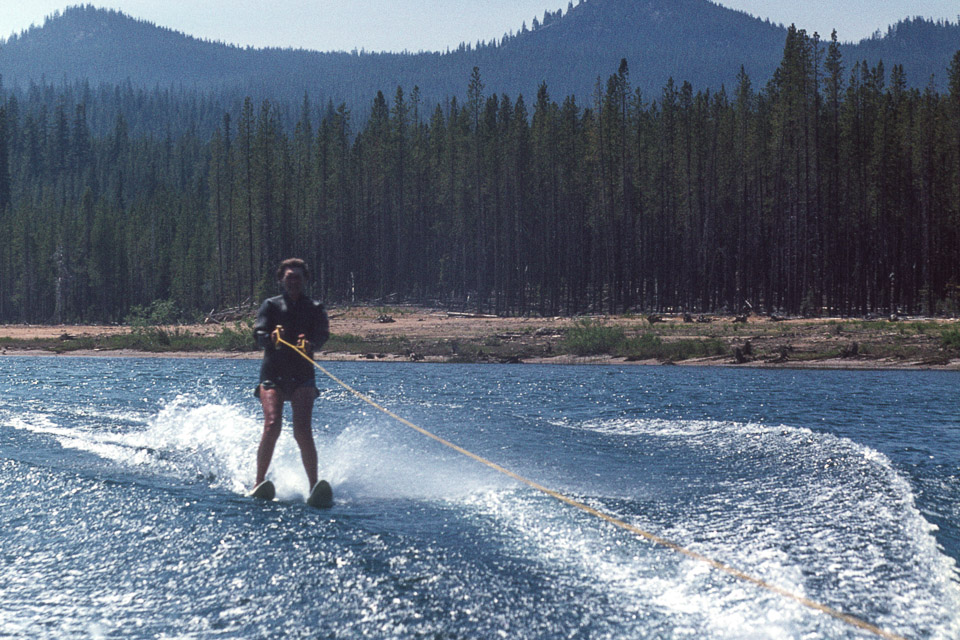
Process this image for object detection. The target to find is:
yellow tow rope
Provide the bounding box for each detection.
[275,334,908,640]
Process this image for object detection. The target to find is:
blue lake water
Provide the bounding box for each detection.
[1,356,958,639]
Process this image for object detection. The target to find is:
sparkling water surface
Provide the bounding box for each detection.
[1,357,958,639]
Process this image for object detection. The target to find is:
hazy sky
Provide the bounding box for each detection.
[2,1,958,51]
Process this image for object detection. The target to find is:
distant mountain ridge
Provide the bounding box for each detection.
[1,2,957,109]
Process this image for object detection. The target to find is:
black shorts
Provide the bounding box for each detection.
[254,377,319,399]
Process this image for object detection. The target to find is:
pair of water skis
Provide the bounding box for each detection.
[249,479,334,508]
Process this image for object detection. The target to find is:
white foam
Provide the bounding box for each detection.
[321,418,511,502]
[134,394,263,494]
[462,417,960,638]
[5,391,510,504]
[4,394,264,495]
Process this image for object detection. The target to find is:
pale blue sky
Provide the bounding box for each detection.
[2,1,957,51]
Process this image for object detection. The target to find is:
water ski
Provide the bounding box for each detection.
[308,480,334,508]
[249,480,276,501]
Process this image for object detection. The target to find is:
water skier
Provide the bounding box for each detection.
[251,258,331,503]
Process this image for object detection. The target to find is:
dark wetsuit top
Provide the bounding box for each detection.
[253,293,330,396]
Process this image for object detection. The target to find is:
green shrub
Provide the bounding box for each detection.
[108,327,203,351]
[942,325,960,350]
[325,333,366,350]
[561,320,627,355]
[661,338,728,360]
[560,321,728,360]
[623,333,664,358]
[622,334,727,361]
[212,322,254,351]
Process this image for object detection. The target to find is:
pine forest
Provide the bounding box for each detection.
[1,28,959,323]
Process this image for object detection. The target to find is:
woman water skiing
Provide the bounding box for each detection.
[250,257,332,506]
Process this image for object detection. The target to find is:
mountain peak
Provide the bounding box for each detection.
[1,0,955,108]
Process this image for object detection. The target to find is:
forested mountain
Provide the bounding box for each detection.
[1,26,959,323]
[1,2,958,118]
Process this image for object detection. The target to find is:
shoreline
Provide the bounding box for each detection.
[2,347,958,371]
[2,308,959,371]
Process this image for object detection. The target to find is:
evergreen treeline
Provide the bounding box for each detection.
[1,28,959,322]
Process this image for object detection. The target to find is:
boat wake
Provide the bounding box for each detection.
[4,393,959,638]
